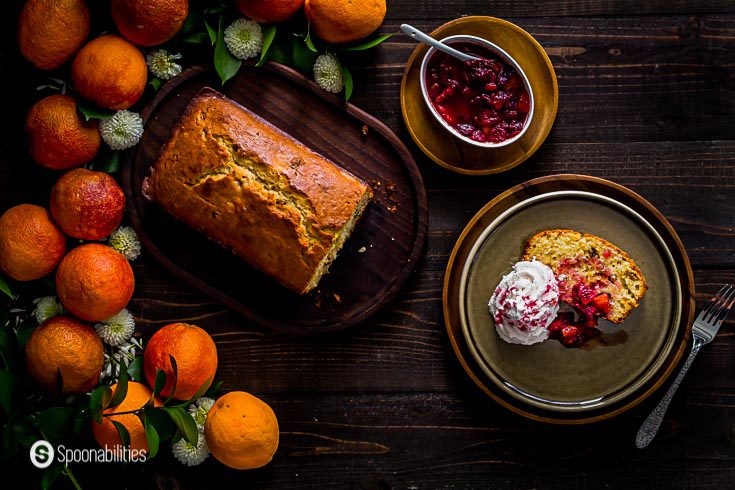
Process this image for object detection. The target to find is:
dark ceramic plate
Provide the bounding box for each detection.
[460,191,680,412]
[443,175,694,423]
[123,64,428,335]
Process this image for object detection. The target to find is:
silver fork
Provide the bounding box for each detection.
[636,284,735,449]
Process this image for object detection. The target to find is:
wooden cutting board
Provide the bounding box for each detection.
[122,63,428,335]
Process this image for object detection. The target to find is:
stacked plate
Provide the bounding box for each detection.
[443,175,695,423]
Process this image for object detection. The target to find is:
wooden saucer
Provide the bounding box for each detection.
[443,175,695,424]
[400,17,558,175]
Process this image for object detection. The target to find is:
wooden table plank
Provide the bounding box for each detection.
[130,263,735,394]
[73,388,735,489]
[386,1,735,18]
[352,15,735,143]
[3,3,735,488]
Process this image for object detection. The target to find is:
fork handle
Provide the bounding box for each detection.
[635,336,705,449]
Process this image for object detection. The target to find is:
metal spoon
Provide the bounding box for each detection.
[400,23,480,62]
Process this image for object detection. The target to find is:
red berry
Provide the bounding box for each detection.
[517,93,530,113]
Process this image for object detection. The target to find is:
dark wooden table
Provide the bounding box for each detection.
[3,1,735,488]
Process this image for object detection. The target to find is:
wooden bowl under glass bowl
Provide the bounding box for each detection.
[402,16,558,175]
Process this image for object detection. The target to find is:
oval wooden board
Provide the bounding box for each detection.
[443,175,694,424]
[123,64,428,335]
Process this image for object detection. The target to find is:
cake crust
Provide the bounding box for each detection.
[144,88,372,294]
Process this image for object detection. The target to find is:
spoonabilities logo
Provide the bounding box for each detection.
[30,440,55,469]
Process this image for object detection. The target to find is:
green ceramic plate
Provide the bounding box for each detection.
[458,191,682,412]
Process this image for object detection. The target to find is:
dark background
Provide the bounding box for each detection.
[2,0,735,488]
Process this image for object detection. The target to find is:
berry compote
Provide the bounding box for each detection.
[425,42,531,144]
[547,282,612,348]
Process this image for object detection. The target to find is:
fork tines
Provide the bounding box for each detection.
[702,285,735,325]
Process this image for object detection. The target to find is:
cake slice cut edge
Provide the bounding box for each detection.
[521,229,648,323]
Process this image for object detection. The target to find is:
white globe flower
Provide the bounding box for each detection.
[99,110,144,150]
[95,309,136,347]
[172,435,209,466]
[33,296,65,324]
[108,226,141,261]
[224,18,263,60]
[146,50,182,80]
[313,54,343,94]
[188,396,216,431]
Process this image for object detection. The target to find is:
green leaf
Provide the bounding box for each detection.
[95,151,121,174]
[164,355,178,404]
[214,15,242,85]
[108,365,128,408]
[204,19,217,46]
[0,324,16,369]
[204,4,227,15]
[180,8,202,36]
[164,407,198,445]
[12,422,39,448]
[190,377,213,403]
[149,77,162,91]
[55,368,63,395]
[15,316,36,350]
[0,275,14,300]
[1,426,19,461]
[143,406,176,441]
[127,356,143,381]
[76,101,115,121]
[182,32,211,45]
[304,23,318,53]
[111,420,130,448]
[256,25,277,67]
[0,369,18,413]
[268,37,290,65]
[89,385,112,424]
[341,33,393,51]
[152,368,167,399]
[171,376,214,409]
[341,63,354,101]
[35,407,76,441]
[41,463,63,490]
[204,379,223,398]
[143,416,159,458]
[292,39,318,75]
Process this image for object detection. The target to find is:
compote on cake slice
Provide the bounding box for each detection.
[520,229,648,347]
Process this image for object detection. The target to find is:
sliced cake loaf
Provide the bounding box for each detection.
[522,229,647,323]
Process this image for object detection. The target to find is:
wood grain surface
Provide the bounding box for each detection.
[2,0,735,488]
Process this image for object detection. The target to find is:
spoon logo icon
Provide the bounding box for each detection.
[30,440,55,469]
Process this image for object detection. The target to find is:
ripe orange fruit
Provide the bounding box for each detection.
[56,244,135,322]
[204,392,279,469]
[50,169,125,240]
[25,316,103,393]
[92,381,160,454]
[25,94,101,171]
[0,204,66,281]
[304,0,386,44]
[72,35,147,110]
[235,0,304,23]
[18,0,90,70]
[143,323,217,400]
[111,0,189,47]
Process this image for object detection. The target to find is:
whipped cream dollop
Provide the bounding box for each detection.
[488,260,560,345]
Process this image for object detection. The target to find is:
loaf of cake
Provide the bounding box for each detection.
[144,88,372,294]
[522,229,647,323]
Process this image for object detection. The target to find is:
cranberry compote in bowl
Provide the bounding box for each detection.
[420,35,534,148]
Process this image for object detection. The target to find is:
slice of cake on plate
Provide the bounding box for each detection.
[522,229,647,324]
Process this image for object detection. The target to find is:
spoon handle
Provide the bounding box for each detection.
[400,24,476,62]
